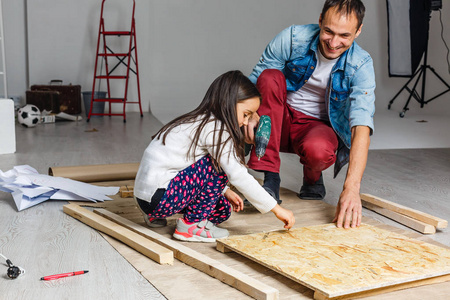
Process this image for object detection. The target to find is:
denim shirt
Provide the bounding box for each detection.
[249,24,376,177]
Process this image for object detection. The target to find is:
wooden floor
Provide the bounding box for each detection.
[0,112,449,299]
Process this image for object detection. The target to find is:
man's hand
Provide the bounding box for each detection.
[333,187,362,228]
[243,112,260,144]
[224,189,244,212]
[271,204,295,229]
[333,125,370,228]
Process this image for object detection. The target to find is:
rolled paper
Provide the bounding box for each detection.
[49,163,140,182]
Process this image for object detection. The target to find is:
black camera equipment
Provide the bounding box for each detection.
[387,0,449,117]
[430,0,442,11]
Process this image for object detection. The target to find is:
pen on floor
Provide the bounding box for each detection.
[40,270,89,281]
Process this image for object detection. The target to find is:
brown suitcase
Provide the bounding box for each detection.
[31,80,82,114]
[26,90,61,113]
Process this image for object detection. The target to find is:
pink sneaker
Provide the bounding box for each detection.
[173,218,229,243]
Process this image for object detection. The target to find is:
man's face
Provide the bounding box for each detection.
[318,7,362,59]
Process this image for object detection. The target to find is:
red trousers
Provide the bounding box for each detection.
[247,69,338,184]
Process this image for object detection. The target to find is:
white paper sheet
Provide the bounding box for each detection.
[1,165,119,211]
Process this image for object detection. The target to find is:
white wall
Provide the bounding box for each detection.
[3,0,450,123]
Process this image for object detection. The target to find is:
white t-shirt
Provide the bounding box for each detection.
[286,50,338,120]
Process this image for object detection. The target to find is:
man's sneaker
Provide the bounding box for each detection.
[298,173,326,200]
[133,197,167,228]
[173,218,229,243]
[244,171,281,206]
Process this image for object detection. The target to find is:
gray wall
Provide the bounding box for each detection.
[3,0,450,123]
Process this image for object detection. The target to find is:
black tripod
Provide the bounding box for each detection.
[388,13,450,118]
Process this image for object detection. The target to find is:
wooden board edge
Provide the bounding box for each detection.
[63,204,173,265]
[360,193,448,229]
[94,208,279,300]
[216,240,234,253]
[313,273,450,300]
[217,239,321,296]
[362,200,436,234]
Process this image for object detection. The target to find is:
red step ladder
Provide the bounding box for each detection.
[87,0,143,123]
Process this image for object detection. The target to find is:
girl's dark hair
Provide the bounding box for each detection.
[153,70,261,169]
[321,0,365,30]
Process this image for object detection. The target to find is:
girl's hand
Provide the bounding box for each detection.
[243,112,260,144]
[271,204,295,229]
[224,189,244,212]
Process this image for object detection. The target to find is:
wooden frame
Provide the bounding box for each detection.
[217,223,450,300]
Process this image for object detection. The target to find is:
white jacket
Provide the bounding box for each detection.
[134,117,277,214]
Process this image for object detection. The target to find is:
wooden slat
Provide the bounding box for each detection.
[362,200,436,234]
[360,193,448,229]
[63,204,173,265]
[94,208,279,300]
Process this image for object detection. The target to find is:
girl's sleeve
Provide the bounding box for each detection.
[200,124,277,214]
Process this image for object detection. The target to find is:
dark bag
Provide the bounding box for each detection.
[30,80,82,114]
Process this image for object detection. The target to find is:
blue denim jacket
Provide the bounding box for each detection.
[249,24,376,177]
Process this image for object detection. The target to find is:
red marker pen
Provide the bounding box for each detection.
[40,270,89,281]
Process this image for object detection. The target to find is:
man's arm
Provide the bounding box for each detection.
[333,125,370,228]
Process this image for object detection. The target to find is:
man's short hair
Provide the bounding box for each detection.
[321,0,366,30]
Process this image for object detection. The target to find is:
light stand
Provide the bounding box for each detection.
[387,9,450,118]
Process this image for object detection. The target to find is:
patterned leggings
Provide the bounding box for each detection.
[149,155,231,224]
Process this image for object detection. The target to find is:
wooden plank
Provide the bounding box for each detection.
[362,200,436,234]
[63,204,173,265]
[360,193,448,229]
[314,274,450,300]
[218,223,450,299]
[94,208,279,300]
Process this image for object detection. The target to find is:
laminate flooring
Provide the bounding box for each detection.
[0,112,449,300]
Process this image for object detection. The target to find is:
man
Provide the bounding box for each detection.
[245,0,375,229]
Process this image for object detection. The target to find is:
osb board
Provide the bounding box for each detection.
[74,181,450,299]
[217,223,450,299]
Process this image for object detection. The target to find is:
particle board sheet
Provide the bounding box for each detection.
[217,223,450,299]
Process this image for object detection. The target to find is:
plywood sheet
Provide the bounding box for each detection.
[217,223,450,299]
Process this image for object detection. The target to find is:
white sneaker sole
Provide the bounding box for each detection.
[172,233,217,243]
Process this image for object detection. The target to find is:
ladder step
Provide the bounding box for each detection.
[102,31,132,36]
[93,98,125,103]
[95,75,127,79]
[98,53,129,57]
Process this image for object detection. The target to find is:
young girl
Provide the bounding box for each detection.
[134,70,295,242]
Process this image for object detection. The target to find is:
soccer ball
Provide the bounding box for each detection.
[18,104,41,128]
